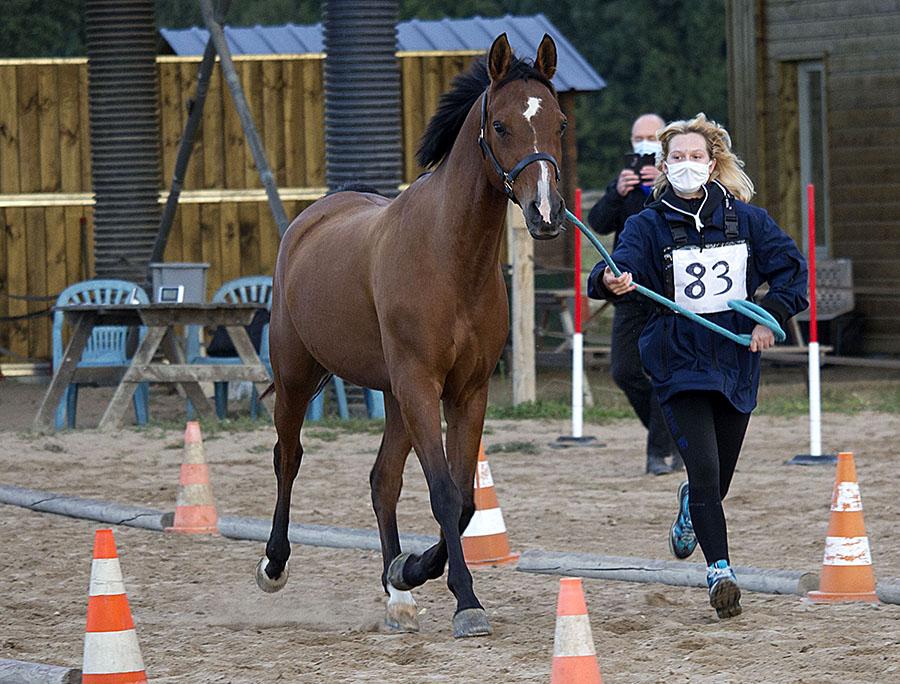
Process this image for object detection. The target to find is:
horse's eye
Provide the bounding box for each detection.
[560,119,568,135]
[492,121,506,136]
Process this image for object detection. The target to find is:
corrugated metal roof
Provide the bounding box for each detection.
[159,14,604,92]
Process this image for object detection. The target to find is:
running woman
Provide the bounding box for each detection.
[588,113,808,618]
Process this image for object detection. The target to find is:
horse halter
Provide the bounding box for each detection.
[477,91,561,204]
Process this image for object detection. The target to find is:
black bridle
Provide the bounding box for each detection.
[477,90,561,204]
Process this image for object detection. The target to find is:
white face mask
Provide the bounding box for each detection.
[632,139,662,157]
[666,160,712,194]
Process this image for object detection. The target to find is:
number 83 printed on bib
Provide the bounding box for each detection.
[664,240,750,315]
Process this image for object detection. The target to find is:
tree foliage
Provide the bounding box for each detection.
[0,0,726,188]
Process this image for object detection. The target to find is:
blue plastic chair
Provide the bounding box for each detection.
[185,276,274,420]
[52,279,150,429]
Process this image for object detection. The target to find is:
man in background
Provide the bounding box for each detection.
[588,113,680,475]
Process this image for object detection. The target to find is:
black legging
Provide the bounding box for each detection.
[660,391,751,565]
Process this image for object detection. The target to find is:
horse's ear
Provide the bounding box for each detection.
[535,34,557,81]
[488,33,512,82]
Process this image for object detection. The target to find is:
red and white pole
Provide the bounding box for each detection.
[807,183,822,456]
[572,188,584,439]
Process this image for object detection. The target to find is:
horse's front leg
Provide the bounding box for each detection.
[404,386,488,588]
[387,374,490,638]
[369,390,418,632]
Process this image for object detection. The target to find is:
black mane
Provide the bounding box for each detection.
[415,57,556,169]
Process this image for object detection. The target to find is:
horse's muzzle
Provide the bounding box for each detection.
[524,198,564,240]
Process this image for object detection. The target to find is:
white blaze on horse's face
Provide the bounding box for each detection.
[523,96,541,122]
[522,96,552,224]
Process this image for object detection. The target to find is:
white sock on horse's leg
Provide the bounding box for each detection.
[385,584,419,632]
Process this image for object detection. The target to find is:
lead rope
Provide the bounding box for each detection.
[564,209,785,347]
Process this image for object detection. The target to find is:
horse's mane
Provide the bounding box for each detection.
[416,57,556,169]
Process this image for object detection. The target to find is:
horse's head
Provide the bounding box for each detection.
[480,33,566,240]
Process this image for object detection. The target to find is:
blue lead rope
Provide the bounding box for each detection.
[565,209,785,347]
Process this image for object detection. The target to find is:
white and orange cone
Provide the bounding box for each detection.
[166,421,218,534]
[807,451,879,603]
[83,529,147,684]
[551,577,602,684]
[462,443,519,567]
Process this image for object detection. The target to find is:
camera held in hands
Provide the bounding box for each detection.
[624,152,658,180]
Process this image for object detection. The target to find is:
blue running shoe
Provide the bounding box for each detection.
[668,480,697,559]
[707,559,742,618]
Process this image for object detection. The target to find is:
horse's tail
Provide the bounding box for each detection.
[259,383,276,401]
[258,373,330,404]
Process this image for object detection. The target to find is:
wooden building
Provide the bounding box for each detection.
[727,1,900,356]
[0,15,603,364]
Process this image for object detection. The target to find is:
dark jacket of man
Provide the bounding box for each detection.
[588,177,653,250]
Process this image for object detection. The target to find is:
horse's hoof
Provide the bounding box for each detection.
[384,587,420,633]
[387,552,415,591]
[452,608,492,638]
[255,556,289,593]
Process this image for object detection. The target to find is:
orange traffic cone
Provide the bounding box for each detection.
[551,578,602,684]
[462,443,519,567]
[807,452,878,603]
[83,529,147,684]
[166,421,218,534]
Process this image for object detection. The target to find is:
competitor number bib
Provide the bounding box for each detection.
[672,241,749,314]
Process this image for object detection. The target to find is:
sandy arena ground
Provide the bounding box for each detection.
[1,380,899,682]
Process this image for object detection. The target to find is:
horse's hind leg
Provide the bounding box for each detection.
[255,351,325,593]
[369,391,418,632]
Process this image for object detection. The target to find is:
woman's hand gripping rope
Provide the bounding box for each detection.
[565,209,786,348]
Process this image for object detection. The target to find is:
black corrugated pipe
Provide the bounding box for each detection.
[323,0,402,196]
[85,0,162,281]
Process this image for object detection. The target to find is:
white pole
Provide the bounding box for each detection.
[808,341,822,455]
[572,332,584,438]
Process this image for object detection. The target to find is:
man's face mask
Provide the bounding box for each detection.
[632,139,662,157]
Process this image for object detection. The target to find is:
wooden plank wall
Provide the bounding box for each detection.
[400,53,478,181]
[0,59,93,362]
[754,1,900,354]
[157,55,328,191]
[0,53,479,362]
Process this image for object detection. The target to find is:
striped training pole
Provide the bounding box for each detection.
[807,183,823,457]
[572,187,585,439]
[554,190,598,447]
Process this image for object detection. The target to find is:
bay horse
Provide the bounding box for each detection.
[256,33,566,638]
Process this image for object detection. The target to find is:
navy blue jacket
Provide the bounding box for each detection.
[588,182,808,412]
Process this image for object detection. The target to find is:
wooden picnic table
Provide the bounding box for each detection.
[33,303,273,432]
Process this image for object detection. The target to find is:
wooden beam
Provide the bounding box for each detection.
[122,364,269,383]
[32,311,95,431]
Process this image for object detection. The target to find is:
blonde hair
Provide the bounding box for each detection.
[652,112,755,202]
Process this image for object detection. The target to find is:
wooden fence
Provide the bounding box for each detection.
[0,52,479,362]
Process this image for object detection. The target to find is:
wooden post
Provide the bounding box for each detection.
[506,201,535,405]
